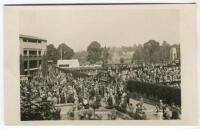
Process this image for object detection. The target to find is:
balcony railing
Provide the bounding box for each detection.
[23,55,42,57]
[23,55,42,60]
[24,68,39,71]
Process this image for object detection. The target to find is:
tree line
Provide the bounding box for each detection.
[46,40,180,65]
[132,40,180,63]
[47,41,109,65]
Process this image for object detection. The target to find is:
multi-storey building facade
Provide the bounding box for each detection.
[20,34,47,75]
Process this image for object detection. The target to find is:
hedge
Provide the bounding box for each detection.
[127,81,181,106]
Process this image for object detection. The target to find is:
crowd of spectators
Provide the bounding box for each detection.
[20,62,181,120]
[107,63,181,88]
[21,64,131,120]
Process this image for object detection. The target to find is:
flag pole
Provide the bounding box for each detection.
[61,47,63,60]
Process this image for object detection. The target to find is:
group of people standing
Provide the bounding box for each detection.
[106,63,181,88]
[20,62,181,120]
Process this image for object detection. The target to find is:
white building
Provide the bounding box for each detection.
[20,34,47,75]
[57,59,80,68]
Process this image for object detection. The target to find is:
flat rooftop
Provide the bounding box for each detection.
[19,34,47,42]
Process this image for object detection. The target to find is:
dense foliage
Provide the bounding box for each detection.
[57,43,75,60]
[132,40,180,63]
[46,40,180,65]
[47,44,57,62]
[87,41,102,64]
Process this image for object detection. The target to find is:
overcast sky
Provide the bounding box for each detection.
[19,5,180,52]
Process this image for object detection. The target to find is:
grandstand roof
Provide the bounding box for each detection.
[57,59,80,68]
[19,34,47,41]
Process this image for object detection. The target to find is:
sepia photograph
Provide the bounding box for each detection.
[4,4,197,125]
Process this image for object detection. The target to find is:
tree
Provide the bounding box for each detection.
[160,41,171,62]
[72,51,88,65]
[132,44,144,62]
[143,40,160,63]
[102,47,109,65]
[47,44,57,62]
[120,58,125,64]
[57,43,74,60]
[132,40,179,63]
[87,41,102,64]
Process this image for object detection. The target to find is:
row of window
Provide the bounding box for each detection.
[23,50,42,56]
[24,60,42,69]
[23,39,42,43]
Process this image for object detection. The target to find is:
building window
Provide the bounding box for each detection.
[23,39,28,42]
[39,60,42,65]
[23,50,27,56]
[28,39,37,43]
[38,50,41,56]
[29,50,37,57]
[24,61,28,69]
[23,39,38,43]
[24,71,28,75]
[29,60,37,68]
